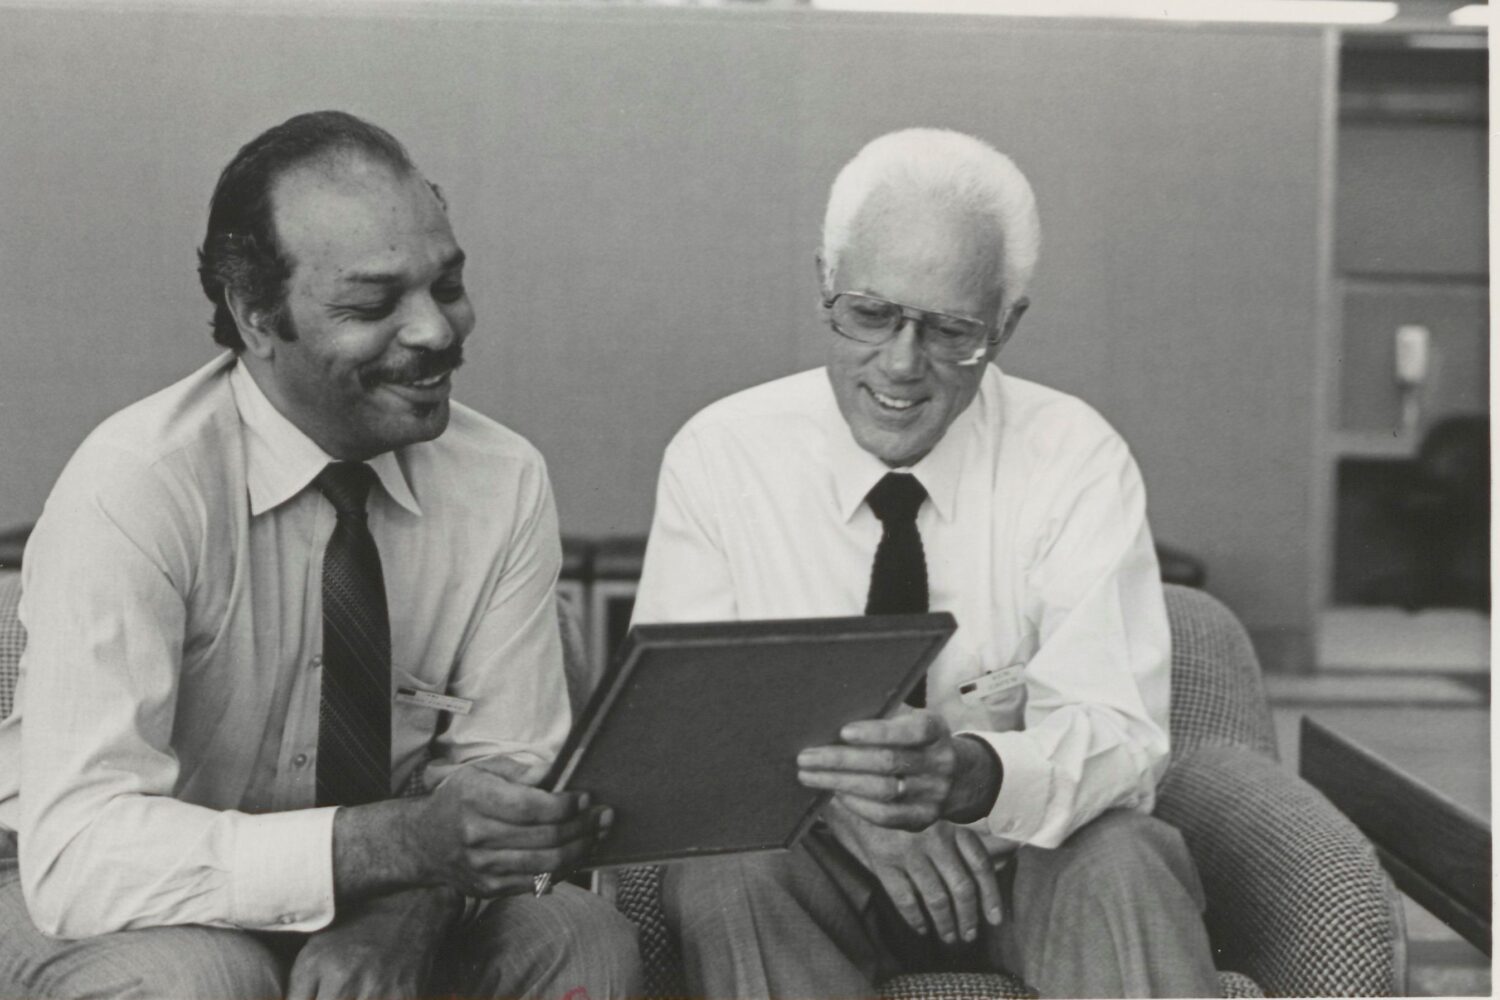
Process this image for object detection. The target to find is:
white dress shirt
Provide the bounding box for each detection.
[633,365,1170,852]
[0,353,568,938]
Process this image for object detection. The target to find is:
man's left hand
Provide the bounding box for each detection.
[286,885,461,1000]
[797,712,1000,832]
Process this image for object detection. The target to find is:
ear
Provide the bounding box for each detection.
[994,296,1029,351]
[815,253,832,300]
[225,288,282,361]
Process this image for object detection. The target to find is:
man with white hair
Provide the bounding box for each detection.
[632,129,1221,997]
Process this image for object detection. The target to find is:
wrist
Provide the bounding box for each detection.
[944,734,1004,824]
[332,797,436,901]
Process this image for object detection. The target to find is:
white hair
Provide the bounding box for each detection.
[821,128,1041,307]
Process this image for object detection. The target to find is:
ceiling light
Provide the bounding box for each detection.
[812,0,1399,24]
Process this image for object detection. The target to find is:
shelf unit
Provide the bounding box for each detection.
[1313,29,1488,671]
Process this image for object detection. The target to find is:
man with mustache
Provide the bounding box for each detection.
[0,111,643,999]
[633,129,1220,997]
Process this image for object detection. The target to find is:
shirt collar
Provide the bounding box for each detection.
[229,359,422,518]
[826,364,1001,525]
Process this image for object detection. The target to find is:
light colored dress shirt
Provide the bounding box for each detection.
[0,354,568,938]
[633,365,1170,852]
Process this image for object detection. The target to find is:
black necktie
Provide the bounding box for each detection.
[864,472,930,707]
[314,462,392,807]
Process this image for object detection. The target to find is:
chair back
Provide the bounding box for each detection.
[1164,583,1278,760]
[0,571,20,720]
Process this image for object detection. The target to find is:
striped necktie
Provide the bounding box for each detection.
[314,462,392,807]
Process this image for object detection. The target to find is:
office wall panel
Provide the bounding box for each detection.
[0,5,1327,637]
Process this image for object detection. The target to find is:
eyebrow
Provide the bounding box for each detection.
[337,249,467,287]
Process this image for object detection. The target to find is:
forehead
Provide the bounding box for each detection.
[837,189,1003,314]
[271,155,458,283]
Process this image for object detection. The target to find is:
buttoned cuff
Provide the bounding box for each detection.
[230,807,339,932]
[960,730,1054,847]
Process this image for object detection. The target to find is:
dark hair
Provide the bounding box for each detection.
[196,110,419,351]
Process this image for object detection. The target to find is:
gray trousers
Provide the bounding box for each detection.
[0,858,643,999]
[663,809,1222,999]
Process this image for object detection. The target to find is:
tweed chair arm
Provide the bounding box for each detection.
[1156,744,1403,996]
[1164,584,1278,759]
[613,865,685,999]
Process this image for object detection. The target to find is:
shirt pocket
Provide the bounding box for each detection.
[391,668,446,784]
[969,628,1039,731]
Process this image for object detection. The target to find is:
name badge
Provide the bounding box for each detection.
[395,687,474,716]
[958,664,1025,707]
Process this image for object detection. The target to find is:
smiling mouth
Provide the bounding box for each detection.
[379,370,452,401]
[865,385,926,413]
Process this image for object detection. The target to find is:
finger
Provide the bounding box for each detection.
[285,964,317,1000]
[835,794,938,832]
[470,838,597,884]
[928,834,981,944]
[312,971,364,1000]
[909,855,959,945]
[465,807,605,850]
[875,867,930,937]
[839,712,947,747]
[471,873,537,898]
[798,770,943,804]
[461,775,589,825]
[955,829,1003,927]
[796,745,933,777]
[470,754,551,786]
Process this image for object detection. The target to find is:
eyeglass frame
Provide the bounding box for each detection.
[820,291,1004,367]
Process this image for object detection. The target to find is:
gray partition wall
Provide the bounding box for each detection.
[0,4,1330,662]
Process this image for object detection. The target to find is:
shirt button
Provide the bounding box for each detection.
[309,655,322,669]
[278,914,297,926]
[293,753,310,768]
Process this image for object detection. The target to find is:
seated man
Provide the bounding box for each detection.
[633,128,1220,998]
[0,111,643,1000]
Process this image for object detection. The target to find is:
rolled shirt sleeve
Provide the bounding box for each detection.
[16,443,338,938]
[424,452,570,788]
[961,430,1170,849]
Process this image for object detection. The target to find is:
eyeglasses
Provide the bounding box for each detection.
[822,292,999,366]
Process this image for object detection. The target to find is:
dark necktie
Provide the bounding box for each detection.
[864,472,930,707]
[314,462,392,807]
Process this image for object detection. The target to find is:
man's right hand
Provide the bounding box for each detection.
[825,801,1002,947]
[334,756,612,902]
[405,756,612,897]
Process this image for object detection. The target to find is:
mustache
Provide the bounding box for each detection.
[359,344,466,389]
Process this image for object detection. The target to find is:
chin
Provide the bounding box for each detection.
[855,429,932,469]
[369,406,451,455]
[406,406,452,445]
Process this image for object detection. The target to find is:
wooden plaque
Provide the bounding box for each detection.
[546,613,956,869]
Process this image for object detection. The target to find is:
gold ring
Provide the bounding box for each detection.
[894,776,906,801]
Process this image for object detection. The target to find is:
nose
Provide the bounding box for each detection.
[880,317,925,379]
[397,292,459,352]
